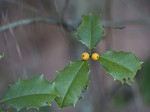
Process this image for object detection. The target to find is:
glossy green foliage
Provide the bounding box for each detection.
[1,14,143,111]
[1,75,57,111]
[77,14,104,49]
[54,60,90,108]
[99,51,142,85]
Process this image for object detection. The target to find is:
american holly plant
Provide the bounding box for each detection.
[0,14,142,111]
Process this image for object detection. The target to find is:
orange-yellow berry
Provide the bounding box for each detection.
[92,53,100,60]
[82,52,90,60]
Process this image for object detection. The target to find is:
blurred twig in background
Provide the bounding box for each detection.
[1,17,150,33]
[0,17,76,32]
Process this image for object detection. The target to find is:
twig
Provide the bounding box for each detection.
[103,26,125,29]
[54,0,68,37]
[101,19,150,26]
[9,27,28,79]
[0,17,58,32]
[0,17,76,32]
[1,11,27,78]
[1,17,150,33]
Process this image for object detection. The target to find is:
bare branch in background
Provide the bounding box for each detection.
[54,0,69,43]
[103,26,125,29]
[9,28,28,79]
[2,14,28,79]
[1,16,150,33]
[101,19,150,26]
[0,17,76,32]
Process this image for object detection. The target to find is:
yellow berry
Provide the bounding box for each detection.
[92,53,100,60]
[82,52,90,60]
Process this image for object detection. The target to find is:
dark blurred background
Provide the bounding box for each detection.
[0,0,150,112]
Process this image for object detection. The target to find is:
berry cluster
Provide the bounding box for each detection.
[82,52,100,61]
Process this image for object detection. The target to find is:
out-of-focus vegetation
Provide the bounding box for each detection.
[139,59,150,104]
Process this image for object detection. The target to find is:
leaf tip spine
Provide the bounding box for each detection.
[73,104,76,107]
[9,84,11,87]
[16,108,21,112]
[26,107,29,110]
[52,82,55,85]
[41,74,44,78]
[48,104,52,106]
[36,107,40,110]
[88,70,91,74]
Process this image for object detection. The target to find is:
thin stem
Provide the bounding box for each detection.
[0,17,76,32]
[103,25,125,29]
[9,28,28,79]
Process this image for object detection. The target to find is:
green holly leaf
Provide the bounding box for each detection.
[1,75,57,111]
[54,60,90,108]
[77,14,104,49]
[99,51,142,85]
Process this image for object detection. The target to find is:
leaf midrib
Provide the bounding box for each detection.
[100,56,133,74]
[89,15,92,49]
[2,93,56,102]
[61,61,85,107]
